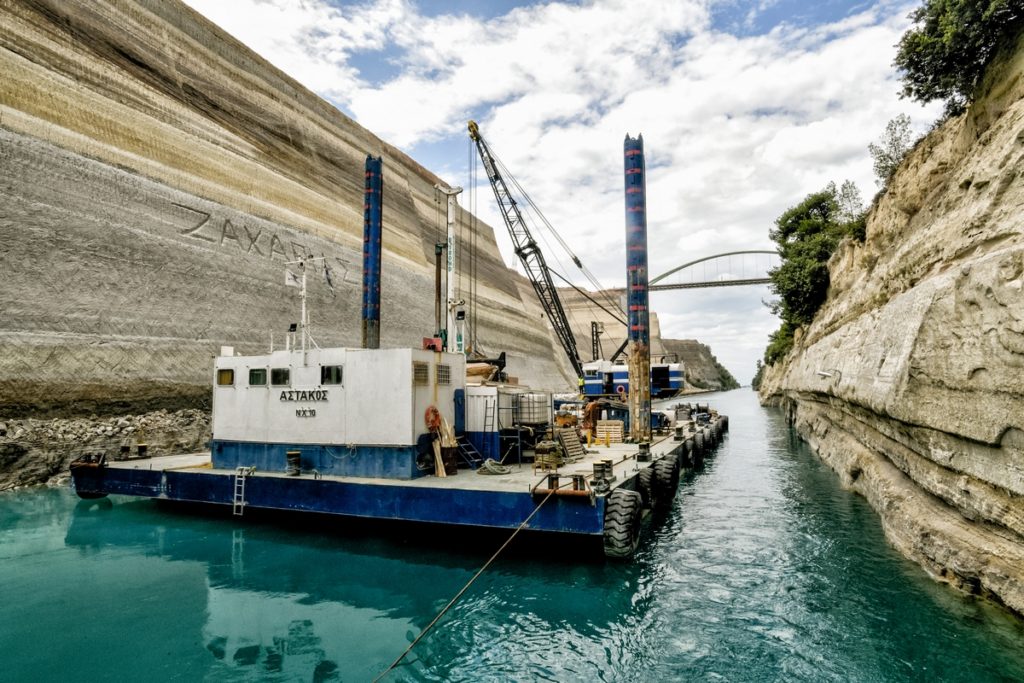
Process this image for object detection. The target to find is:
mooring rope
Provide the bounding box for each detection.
[475,458,513,475]
[373,488,557,682]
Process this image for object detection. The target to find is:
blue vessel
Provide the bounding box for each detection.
[581,359,685,399]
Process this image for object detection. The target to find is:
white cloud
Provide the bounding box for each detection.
[183,0,940,383]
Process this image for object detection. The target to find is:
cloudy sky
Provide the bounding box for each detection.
[183,0,939,384]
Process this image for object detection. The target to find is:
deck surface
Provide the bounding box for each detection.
[107,435,682,493]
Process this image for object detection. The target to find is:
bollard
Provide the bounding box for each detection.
[638,442,651,462]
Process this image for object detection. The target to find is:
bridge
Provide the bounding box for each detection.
[649,250,779,291]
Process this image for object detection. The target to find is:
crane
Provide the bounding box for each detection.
[467,120,583,380]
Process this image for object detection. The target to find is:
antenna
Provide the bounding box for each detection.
[284,256,326,362]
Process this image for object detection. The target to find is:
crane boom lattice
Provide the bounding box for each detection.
[468,121,583,378]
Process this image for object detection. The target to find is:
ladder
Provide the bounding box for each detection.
[483,399,496,434]
[455,434,485,469]
[232,467,249,516]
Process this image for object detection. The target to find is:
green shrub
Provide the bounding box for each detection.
[763,182,864,365]
[764,323,796,366]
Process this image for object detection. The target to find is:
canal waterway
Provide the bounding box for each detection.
[2,389,1023,681]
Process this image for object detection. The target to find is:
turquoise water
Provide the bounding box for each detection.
[2,389,1023,682]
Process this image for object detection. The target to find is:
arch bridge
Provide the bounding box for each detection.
[649,250,779,290]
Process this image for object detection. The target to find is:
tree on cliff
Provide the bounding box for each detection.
[869,115,914,187]
[895,0,1024,115]
[751,360,765,390]
[763,183,865,365]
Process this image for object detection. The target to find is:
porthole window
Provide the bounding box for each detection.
[216,369,235,386]
[249,368,267,386]
[271,368,290,386]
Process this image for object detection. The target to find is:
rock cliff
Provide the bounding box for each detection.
[760,33,1024,614]
[0,0,577,420]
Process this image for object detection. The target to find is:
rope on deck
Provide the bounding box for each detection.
[476,458,513,475]
[372,487,558,682]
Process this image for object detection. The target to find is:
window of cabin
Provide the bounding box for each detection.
[436,364,451,385]
[413,362,429,386]
[216,369,235,386]
[321,365,343,385]
[271,368,290,386]
[249,368,267,386]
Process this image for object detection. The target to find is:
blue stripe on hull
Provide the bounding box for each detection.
[211,440,426,479]
[71,467,606,536]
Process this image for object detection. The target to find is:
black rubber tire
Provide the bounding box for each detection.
[603,488,643,559]
[680,441,693,468]
[652,453,680,508]
[636,467,659,510]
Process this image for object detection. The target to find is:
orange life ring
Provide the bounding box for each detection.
[425,405,442,431]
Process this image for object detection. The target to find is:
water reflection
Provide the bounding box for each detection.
[63,495,644,681]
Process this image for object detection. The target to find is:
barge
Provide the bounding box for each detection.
[70,340,727,558]
[69,148,729,559]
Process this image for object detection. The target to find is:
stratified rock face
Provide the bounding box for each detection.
[0,0,576,419]
[760,35,1024,614]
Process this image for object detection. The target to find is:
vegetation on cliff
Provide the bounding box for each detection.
[688,355,740,391]
[751,360,764,390]
[896,0,1024,114]
[868,114,915,187]
[763,183,865,364]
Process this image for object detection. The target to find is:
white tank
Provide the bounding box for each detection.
[517,391,552,425]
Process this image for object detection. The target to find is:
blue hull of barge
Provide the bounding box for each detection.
[71,466,607,536]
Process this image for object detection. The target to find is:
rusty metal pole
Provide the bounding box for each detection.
[624,134,651,442]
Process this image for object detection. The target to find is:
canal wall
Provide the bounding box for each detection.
[760,34,1024,615]
[0,0,735,489]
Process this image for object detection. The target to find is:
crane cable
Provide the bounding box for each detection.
[484,139,625,320]
[548,268,626,326]
[467,138,483,356]
[373,487,557,681]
